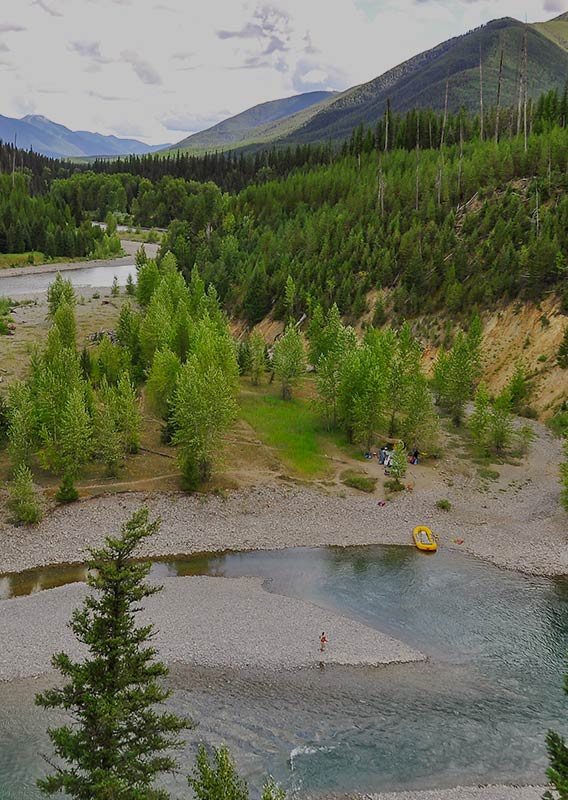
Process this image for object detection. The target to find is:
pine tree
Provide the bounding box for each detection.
[249,330,267,385]
[172,356,238,489]
[8,463,42,525]
[7,380,36,469]
[47,273,76,317]
[188,743,286,800]
[272,324,306,400]
[53,300,77,351]
[544,653,568,799]
[468,382,491,455]
[488,391,513,452]
[111,275,120,297]
[558,326,568,369]
[56,386,92,502]
[94,383,123,477]
[189,744,248,800]
[146,349,182,420]
[126,272,135,296]
[35,508,189,798]
[114,373,142,454]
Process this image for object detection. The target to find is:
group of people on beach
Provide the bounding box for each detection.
[364,446,420,467]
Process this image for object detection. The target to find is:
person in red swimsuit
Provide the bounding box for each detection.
[319,632,328,652]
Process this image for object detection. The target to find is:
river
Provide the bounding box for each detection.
[0,545,566,798]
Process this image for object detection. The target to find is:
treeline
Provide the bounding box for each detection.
[161,125,568,320]
[344,86,568,157]
[0,141,79,194]
[0,173,120,258]
[85,142,335,193]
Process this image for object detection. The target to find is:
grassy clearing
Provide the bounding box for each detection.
[0,252,46,269]
[340,470,377,493]
[238,381,344,478]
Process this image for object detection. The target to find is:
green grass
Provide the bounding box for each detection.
[239,383,340,478]
[340,470,377,493]
[436,498,452,511]
[0,252,44,269]
[479,467,500,481]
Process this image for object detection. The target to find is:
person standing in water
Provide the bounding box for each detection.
[320,632,328,652]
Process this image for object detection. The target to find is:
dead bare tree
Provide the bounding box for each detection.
[495,46,504,143]
[523,33,529,153]
[479,44,485,142]
[415,112,420,211]
[438,76,450,207]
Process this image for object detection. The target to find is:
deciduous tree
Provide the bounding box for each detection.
[272,325,306,400]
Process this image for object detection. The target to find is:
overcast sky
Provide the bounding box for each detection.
[1,0,567,144]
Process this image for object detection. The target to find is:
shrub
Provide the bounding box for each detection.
[55,473,79,503]
[557,326,568,368]
[341,470,377,493]
[8,464,42,524]
[479,467,500,481]
[384,478,405,492]
[436,498,452,511]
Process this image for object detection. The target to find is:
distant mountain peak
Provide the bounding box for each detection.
[0,113,166,158]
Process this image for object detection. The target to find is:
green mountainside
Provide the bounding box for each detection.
[169,14,568,154]
[169,91,336,154]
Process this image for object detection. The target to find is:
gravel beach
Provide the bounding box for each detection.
[0,575,424,680]
[0,465,566,578]
[332,787,546,800]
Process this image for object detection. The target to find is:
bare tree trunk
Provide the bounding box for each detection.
[516,38,524,136]
[440,76,449,151]
[457,117,464,203]
[377,153,385,216]
[384,100,390,153]
[495,46,504,143]
[479,44,484,142]
[523,33,528,153]
[415,112,420,212]
[438,77,449,208]
[11,134,17,188]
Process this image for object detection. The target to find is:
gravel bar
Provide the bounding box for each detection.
[327,787,546,800]
[0,576,424,680]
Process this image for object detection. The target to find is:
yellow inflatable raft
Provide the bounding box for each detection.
[412,525,437,552]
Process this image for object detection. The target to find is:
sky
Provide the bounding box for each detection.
[1,0,567,144]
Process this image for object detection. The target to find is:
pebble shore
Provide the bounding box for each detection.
[0,576,424,681]
[331,787,546,800]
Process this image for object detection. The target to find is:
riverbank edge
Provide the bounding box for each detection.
[0,484,566,579]
[323,785,547,800]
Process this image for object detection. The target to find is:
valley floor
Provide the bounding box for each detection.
[0,411,566,577]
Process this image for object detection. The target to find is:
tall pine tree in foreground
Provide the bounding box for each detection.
[35,508,189,799]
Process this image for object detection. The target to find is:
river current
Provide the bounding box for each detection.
[0,545,566,797]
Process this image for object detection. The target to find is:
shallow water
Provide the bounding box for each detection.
[0,546,566,797]
[0,261,135,296]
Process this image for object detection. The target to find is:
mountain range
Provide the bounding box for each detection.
[3,12,568,160]
[0,114,168,159]
[170,12,568,154]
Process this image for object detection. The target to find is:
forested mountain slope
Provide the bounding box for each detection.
[273,16,568,147]
[169,91,336,154]
[166,14,568,154]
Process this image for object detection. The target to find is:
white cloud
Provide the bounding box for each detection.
[1,0,562,144]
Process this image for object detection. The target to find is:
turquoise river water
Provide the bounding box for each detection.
[0,545,566,798]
